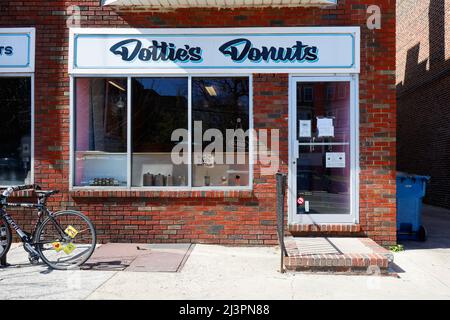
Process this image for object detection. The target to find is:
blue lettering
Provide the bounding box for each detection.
[219,39,319,64]
[0,46,14,56]
[110,39,142,61]
[218,38,252,62]
[110,39,203,63]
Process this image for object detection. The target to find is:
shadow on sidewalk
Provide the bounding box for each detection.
[400,205,450,251]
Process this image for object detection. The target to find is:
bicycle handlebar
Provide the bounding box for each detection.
[1,184,42,197]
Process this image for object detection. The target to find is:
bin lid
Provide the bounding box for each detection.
[396,172,430,181]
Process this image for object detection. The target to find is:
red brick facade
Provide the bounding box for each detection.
[0,0,397,246]
[397,0,450,209]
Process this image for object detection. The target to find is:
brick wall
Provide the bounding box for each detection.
[396,0,450,208]
[0,0,397,246]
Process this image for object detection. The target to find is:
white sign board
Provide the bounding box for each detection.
[0,28,35,73]
[69,27,360,74]
[326,152,346,168]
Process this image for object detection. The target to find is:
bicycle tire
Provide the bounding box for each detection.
[34,210,97,270]
[0,216,12,261]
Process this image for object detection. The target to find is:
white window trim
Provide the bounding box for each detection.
[288,74,360,225]
[69,74,254,192]
[0,73,35,187]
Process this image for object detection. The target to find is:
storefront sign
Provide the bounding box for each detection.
[0,28,35,73]
[69,27,360,74]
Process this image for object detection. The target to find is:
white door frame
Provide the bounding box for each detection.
[288,74,359,225]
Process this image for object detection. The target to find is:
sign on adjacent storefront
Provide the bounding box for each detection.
[0,28,35,73]
[69,27,360,74]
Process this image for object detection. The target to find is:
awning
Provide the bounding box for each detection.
[101,0,338,8]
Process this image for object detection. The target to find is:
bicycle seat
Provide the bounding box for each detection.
[35,190,60,197]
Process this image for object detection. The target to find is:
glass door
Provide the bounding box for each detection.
[289,76,358,224]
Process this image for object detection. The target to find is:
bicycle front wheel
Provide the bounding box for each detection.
[1,216,12,261]
[35,210,96,270]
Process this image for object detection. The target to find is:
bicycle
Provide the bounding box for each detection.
[0,184,96,270]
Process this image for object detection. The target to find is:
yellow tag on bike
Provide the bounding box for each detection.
[65,225,79,238]
[63,242,76,255]
[52,241,63,252]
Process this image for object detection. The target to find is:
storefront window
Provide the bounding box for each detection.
[74,78,128,187]
[73,76,251,189]
[192,77,250,187]
[131,78,188,187]
[0,77,32,185]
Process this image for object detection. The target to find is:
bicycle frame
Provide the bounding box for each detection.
[0,200,68,248]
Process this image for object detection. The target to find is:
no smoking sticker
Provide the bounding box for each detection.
[297,197,305,205]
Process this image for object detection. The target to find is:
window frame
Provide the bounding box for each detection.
[69,74,254,191]
[0,73,34,187]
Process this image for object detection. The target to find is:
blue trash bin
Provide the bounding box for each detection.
[396,173,430,241]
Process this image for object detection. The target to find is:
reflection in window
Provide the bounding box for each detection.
[132,78,188,187]
[326,85,335,101]
[303,87,313,102]
[192,77,250,187]
[74,78,127,186]
[0,77,31,185]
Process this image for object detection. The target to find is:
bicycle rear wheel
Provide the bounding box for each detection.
[35,210,96,270]
[0,216,12,261]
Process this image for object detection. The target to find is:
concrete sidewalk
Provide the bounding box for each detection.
[1,205,450,300]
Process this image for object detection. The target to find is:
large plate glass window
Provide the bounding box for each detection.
[131,77,188,187]
[192,77,250,187]
[74,78,128,187]
[0,77,32,185]
[72,76,251,189]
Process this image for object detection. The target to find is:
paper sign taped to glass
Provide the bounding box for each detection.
[326,152,346,168]
[317,117,334,137]
[299,120,312,138]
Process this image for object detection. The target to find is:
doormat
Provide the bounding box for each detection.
[81,243,194,272]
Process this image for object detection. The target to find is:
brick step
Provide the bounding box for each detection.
[283,236,394,274]
[288,224,362,236]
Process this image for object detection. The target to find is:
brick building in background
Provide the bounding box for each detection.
[0,1,397,246]
[397,0,450,209]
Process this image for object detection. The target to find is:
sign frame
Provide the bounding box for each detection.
[0,28,35,73]
[69,27,360,75]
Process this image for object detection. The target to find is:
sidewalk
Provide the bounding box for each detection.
[1,205,450,300]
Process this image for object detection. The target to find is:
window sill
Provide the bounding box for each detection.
[69,188,254,199]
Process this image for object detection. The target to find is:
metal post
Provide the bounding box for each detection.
[276,172,287,273]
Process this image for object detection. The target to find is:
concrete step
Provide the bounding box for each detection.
[283,236,394,274]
